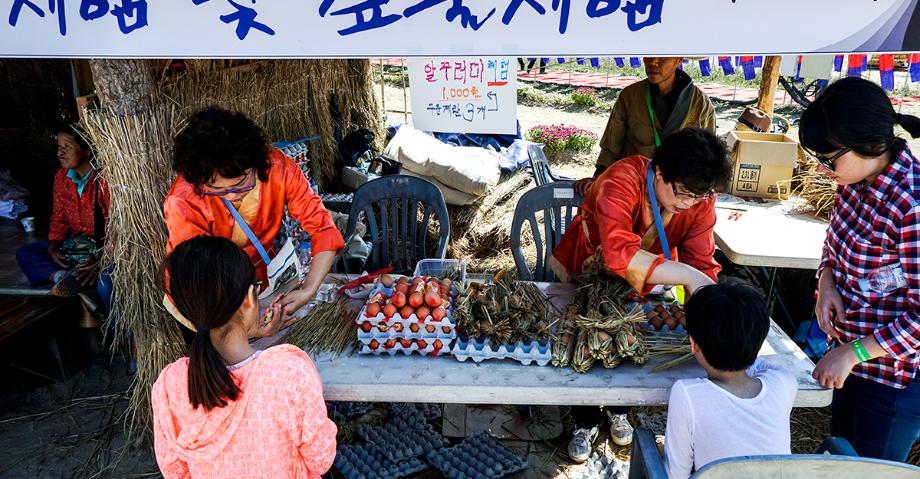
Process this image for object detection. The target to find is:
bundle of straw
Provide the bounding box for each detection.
[282,298,359,359]
[160,60,383,190]
[783,164,837,220]
[81,104,186,438]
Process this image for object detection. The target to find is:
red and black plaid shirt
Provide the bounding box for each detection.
[818,147,920,389]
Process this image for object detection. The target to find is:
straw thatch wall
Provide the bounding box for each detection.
[159,59,383,189]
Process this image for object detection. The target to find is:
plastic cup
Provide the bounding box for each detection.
[20,216,35,233]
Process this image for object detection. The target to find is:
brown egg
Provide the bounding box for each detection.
[650,315,665,330]
[664,316,678,330]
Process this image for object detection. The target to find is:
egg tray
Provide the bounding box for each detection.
[570,454,628,479]
[357,413,450,463]
[334,443,428,479]
[357,318,458,342]
[391,402,443,423]
[329,401,374,423]
[637,301,687,334]
[356,282,457,323]
[426,432,528,479]
[451,336,553,367]
[359,338,452,357]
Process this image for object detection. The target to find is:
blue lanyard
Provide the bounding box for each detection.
[222,198,272,266]
[646,165,672,260]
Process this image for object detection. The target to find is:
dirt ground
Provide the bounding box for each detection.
[3,77,920,478]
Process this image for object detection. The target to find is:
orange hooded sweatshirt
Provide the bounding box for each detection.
[151,345,336,479]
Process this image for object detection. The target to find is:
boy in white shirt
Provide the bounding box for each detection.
[664,279,797,479]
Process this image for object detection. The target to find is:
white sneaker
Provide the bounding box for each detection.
[607,411,634,446]
[567,426,599,463]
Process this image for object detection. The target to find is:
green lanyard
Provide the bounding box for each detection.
[645,82,662,148]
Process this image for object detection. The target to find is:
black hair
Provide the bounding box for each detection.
[53,122,92,152]
[653,127,733,195]
[159,236,255,411]
[172,106,271,186]
[685,278,769,372]
[800,77,920,160]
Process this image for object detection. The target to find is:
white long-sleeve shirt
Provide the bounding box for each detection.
[663,359,796,479]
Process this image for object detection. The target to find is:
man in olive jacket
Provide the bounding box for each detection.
[573,57,716,195]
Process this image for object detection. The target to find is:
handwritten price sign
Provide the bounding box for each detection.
[408,57,517,135]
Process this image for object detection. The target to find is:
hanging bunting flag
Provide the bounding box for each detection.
[718,56,735,75]
[699,58,712,76]
[740,56,756,80]
[910,54,920,82]
[576,57,585,65]
[541,57,550,65]
[794,55,803,81]
[879,54,895,91]
[817,79,829,89]
[735,56,742,66]
[754,56,763,68]
[557,58,566,64]
[590,58,601,68]
[629,57,642,68]
[862,55,868,69]
[848,54,866,77]
[614,57,625,67]
[834,55,844,72]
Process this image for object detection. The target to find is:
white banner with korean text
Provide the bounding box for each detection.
[3,0,920,57]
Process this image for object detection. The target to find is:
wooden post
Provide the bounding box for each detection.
[757,56,782,115]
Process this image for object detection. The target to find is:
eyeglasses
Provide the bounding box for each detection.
[805,147,852,172]
[199,170,256,197]
[671,183,715,201]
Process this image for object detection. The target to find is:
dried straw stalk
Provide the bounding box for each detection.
[782,163,837,220]
[159,60,383,189]
[282,298,358,358]
[81,103,186,439]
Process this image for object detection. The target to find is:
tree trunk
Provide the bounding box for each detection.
[88,59,154,113]
[757,56,782,116]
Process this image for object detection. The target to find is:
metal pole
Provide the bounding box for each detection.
[402,58,409,123]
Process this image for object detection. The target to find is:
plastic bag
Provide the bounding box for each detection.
[0,170,29,220]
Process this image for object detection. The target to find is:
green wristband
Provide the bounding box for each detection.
[852,339,871,362]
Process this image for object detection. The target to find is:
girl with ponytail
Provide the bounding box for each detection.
[152,236,336,478]
[801,77,920,463]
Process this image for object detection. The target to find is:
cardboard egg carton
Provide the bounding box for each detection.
[358,414,449,463]
[638,302,687,333]
[356,314,457,338]
[334,443,428,479]
[426,432,528,479]
[451,336,553,367]
[358,337,452,356]
[570,453,628,479]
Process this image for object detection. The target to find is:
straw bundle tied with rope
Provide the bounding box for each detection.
[780,161,837,220]
[160,60,383,189]
[81,104,186,439]
[448,170,537,272]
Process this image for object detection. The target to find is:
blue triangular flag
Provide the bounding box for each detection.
[557,58,566,64]
[629,57,642,68]
[590,58,601,68]
[576,57,585,65]
[833,55,843,72]
[754,56,763,68]
[699,58,712,77]
[614,57,625,68]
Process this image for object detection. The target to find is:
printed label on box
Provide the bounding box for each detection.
[736,163,761,192]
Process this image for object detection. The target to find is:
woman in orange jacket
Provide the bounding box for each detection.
[550,128,733,295]
[164,107,344,330]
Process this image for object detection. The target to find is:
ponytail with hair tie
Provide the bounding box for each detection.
[895,112,920,139]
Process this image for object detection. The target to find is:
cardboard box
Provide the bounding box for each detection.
[726,131,798,199]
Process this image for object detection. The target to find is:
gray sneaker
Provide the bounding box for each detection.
[607,411,634,446]
[567,426,599,463]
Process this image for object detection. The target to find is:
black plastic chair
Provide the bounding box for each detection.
[510,181,583,282]
[343,175,450,274]
[527,144,573,186]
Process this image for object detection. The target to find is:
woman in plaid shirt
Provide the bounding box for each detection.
[800,77,920,462]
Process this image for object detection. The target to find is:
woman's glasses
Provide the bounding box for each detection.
[805,146,852,172]
[671,183,715,201]
[199,169,256,197]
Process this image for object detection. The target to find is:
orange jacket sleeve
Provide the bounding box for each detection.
[164,191,212,256]
[595,166,666,293]
[280,156,344,254]
[677,199,721,282]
